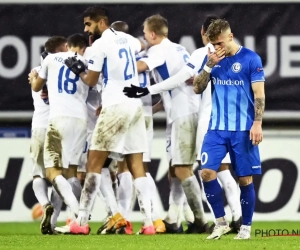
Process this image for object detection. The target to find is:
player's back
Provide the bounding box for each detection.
[208,46,264,131]
[151,39,199,120]
[40,52,89,120]
[90,29,141,108]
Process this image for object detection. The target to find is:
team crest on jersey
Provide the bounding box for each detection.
[232,62,242,73]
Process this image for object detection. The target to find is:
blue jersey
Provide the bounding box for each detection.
[200,46,264,131]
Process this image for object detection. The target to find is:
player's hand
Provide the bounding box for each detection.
[64,55,86,76]
[123,84,149,98]
[185,76,194,86]
[206,47,225,68]
[250,122,263,145]
[28,69,38,84]
[96,105,102,116]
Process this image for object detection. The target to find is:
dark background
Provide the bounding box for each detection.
[0,3,300,112]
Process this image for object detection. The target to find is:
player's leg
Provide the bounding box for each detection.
[172,114,208,234]
[124,104,155,235]
[69,104,135,234]
[201,130,231,239]
[143,116,166,233]
[217,159,242,233]
[45,117,85,233]
[229,131,261,240]
[30,127,53,234]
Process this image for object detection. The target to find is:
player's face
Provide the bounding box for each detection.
[84,17,101,36]
[143,24,154,46]
[210,32,232,56]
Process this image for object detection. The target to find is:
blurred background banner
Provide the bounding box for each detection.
[0,2,300,111]
[1,131,300,222]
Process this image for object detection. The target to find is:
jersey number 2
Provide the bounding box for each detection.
[119,48,135,80]
[58,65,79,94]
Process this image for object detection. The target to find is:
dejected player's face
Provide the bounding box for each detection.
[210,31,233,56]
[84,17,101,37]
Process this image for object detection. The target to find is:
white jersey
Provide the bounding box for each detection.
[184,43,215,123]
[39,51,89,120]
[140,38,199,121]
[136,51,152,117]
[31,66,49,129]
[87,28,142,108]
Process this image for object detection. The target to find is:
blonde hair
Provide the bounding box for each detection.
[206,19,231,41]
[143,14,168,37]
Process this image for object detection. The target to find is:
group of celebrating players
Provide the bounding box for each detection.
[28,5,265,240]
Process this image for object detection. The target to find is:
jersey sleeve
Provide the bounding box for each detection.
[184,47,208,76]
[38,56,49,80]
[250,53,265,83]
[87,39,106,72]
[139,45,165,71]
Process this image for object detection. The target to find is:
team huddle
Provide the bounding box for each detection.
[28,6,265,240]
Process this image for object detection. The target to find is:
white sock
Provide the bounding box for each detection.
[117,172,133,220]
[100,168,119,216]
[165,177,185,226]
[53,175,79,220]
[97,190,112,217]
[181,175,207,226]
[134,177,153,226]
[183,196,195,223]
[77,173,101,226]
[50,187,63,227]
[146,172,161,221]
[198,170,216,224]
[32,178,49,207]
[67,177,82,202]
[217,170,242,221]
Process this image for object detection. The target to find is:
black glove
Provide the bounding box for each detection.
[123,84,149,98]
[64,55,86,76]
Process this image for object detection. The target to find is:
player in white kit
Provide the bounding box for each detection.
[124,15,242,233]
[29,33,90,234]
[57,6,155,235]
[124,14,208,233]
[29,36,68,235]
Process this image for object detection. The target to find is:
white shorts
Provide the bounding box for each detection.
[30,128,47,178]
[90,102,147,155]
[166,123,172,163]
[196,120,231,164]
[171,113,198,166]
[78,132,93,173]
[44,116,87,169]
[143,116,153,162]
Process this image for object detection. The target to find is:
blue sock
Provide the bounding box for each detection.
[240,183,255,226]
[202,178,225,218]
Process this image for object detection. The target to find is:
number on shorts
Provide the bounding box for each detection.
[58,65,79,94]
[119,48,135,80]
[183,54,189,63]
[139,72,147,88]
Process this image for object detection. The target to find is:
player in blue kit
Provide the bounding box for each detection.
[193,19,265,240]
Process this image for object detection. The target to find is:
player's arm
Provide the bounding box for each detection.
[79,70,100,87]
[29,61,47,92]
[152,98,164,114]
[252,82,265,124]
[193,47,225,94]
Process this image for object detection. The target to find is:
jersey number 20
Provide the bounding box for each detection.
[119,48,136,80]
[58,65,79,94]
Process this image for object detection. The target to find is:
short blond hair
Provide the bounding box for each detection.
[206,19,231,41]
[143,14,168,37]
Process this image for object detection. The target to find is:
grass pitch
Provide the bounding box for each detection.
[1,221,300,249]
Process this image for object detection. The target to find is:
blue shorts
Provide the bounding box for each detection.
[200,130,261,177]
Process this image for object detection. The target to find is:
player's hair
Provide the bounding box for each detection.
[82,6,110,25]
[202,15,219,32]
[44,36,67,53]
[206,19,231,41]
[67,33,88,49]
[111,21,129,34]
[143,14,168,37]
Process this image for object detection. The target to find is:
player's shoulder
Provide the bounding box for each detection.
[240,46,261,60]
[191,45,209,57]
